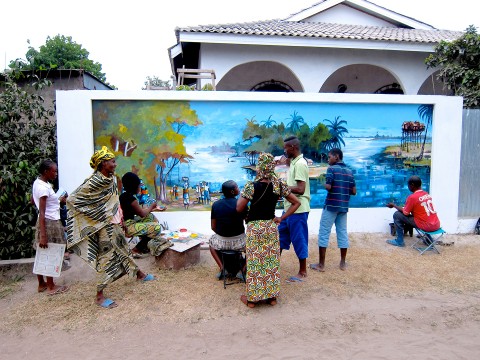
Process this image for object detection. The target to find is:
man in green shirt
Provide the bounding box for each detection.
[278,136,311,280]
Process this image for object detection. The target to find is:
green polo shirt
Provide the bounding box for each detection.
[284,154,310,213]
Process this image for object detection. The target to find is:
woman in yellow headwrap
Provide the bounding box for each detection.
[66,146,155,309]
[236,153,300,308]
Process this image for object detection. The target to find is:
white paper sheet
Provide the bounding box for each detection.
[33,243,66,277]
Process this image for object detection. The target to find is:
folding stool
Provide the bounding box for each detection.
[218,250,246,289]
[412,228,446,255]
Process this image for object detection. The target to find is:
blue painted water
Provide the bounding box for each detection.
[168,138,429,208]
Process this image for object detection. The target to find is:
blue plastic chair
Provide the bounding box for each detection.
[412,228,446,255]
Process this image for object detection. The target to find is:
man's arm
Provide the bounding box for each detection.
[386,202,404,212]
[289,180,306,195]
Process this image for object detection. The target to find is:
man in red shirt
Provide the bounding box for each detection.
[386,175,440,247]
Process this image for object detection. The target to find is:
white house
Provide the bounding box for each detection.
[169,0,462,94]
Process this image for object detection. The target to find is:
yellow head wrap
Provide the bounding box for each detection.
[90,146,115,170]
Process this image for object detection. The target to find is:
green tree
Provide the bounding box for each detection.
[143,76,172,90]
[0,72,57,259]
[425,25,480,108]
[9,35,111,86]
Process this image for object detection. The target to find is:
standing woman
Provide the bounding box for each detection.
[237,153,300,308]
[66,147,154,309]
[32,159,70,295]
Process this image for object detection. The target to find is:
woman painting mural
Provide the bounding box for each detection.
[66,146,155,309]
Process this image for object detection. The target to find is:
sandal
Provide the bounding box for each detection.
[47,285,70,296]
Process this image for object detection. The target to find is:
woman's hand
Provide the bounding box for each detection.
[39,235,48,249]
[273,216,283,225]
[152,205,167,212]
[59,194,68,204]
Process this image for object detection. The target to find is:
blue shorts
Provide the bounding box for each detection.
[279,212,309,260]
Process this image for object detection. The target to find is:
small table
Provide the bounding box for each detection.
[155,230,205,270]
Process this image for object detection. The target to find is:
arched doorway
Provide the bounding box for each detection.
[417,70,453,95]
[217,61,303,92]
[320,64,404,94]
[250,80,294,92]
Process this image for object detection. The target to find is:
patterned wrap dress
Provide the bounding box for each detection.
[66,171,139,292]
[241,179,291,302]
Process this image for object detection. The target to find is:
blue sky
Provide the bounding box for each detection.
[186,101,425,147]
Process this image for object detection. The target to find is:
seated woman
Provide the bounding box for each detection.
[209,180,246,279]
[120,172,170,257]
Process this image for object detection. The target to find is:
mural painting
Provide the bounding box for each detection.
[92,100,434,211]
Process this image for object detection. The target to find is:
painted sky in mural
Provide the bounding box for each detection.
[92,100,433,210]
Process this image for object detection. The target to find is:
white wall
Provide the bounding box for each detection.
[200,44,436,94]
[305,4,395,27]
[56,90,464,234]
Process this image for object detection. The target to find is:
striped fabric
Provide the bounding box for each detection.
[65,171,139,289]
[324,162,356,213]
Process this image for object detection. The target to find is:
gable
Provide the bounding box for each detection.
[286,0,436,30]
[302,3,398,28]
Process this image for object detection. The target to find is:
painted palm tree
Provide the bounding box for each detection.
[323,116,349,149]
[262,115,277,128]
[245,115,257,127]
[286,111,305,133]
[417,104,433,160]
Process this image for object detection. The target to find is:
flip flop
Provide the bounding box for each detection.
[141,274,156,282]
[309,263,325,272]
[285,276,304,283]
[47,285,69,296]
[97,298,117,309]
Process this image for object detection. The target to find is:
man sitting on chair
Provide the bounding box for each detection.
[209,180,246,279]
[386,175,440,247]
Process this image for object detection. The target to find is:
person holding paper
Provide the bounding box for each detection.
[66,147,155,309]
[32,159,70,296]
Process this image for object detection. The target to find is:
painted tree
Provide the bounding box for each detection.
[323,116,349,150]
[262,115,277,128]
[93,100,202,203]
[285,110,305,133]
[417,104,434,160]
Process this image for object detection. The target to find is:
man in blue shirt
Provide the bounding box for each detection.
[310,148,356,272]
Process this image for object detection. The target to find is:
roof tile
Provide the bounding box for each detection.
[176,21,463,43]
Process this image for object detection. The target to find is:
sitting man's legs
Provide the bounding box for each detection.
[387,211,416,247]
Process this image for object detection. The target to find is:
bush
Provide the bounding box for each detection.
[0,72,57,259]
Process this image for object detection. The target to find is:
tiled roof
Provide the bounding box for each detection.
[176,20,463,44]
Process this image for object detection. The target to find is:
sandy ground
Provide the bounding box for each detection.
[1,232,480,360]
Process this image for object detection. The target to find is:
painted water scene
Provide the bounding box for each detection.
[92,100,434,210]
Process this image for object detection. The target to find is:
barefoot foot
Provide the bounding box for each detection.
[240,295,256,308]
[339,261,347,271]
[267,297,277,306]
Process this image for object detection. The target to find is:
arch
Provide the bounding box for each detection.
[250,80,295,92]
[319,64,404,94]
[217,61,304,92]
[417,70,453,95]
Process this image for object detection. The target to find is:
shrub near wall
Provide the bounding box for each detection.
[0,72,57,259]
